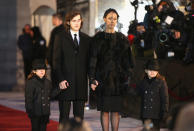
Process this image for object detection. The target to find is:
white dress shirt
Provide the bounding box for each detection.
[70,29,80,45]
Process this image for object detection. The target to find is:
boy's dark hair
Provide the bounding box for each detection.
[64,11,83,32]
[103,8,119,19]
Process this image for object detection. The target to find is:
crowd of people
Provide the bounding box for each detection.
[128,0,194,63]
[17,0,194,131]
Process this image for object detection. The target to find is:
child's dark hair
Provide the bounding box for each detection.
[27,70,47,80]
[27,71,36,80]
[103,8,119,19]
[142,72,165,81]
[156,73,165,81]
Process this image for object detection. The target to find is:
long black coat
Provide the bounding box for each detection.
[53,30,90,101]
[47,24,65,66]
[17,33,33,60]
[89,32,134,96]
[25,75,60,117]
[136,76,169,119]
[33,36,46,60]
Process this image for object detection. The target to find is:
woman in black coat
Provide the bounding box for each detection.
[53,11,90,122]
[89,8,134,131]
[31,26,46,60]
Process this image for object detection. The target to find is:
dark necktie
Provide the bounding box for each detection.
[73,34,79,48]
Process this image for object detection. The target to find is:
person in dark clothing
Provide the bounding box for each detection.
[135,59,169,130]
[53,11,90,123]
[25,59,62,131]
[88,8,134,131]
[47,13,64,66]
[174,102,194,131]
[183,1,194,64]
[144,0,185,59]
[47,13,65,87]
[17,24,33,79]
[32,26,46,60]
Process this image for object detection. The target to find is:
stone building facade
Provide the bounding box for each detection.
[0,0,56,91]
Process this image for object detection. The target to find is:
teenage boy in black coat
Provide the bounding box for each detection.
[53,11,90,123]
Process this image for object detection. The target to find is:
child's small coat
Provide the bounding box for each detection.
[25,75,59,120]
[136,76,169,120]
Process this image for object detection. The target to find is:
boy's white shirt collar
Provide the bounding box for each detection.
[70,29,80,43]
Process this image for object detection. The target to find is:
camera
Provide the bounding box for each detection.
[157,23,174,43]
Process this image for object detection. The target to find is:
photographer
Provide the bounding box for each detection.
[145,0,185,59]
[183,0,194,64]
[128,21,152,57]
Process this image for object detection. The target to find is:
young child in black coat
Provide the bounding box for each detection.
[25,59,61,131]
[136,59,169,130]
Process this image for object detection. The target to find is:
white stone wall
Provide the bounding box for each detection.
[30,0,56,14]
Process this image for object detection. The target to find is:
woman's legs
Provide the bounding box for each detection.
[100,111,109,131]
[110,112,120,131]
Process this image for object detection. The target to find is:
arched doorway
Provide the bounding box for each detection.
[32,5,55,46]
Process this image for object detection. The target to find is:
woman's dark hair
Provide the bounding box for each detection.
[103,8,119,19]
[64,11,83,32]
[32,26,42,39]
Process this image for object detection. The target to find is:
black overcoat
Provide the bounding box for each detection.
[136,76,169,119]
[25,76,59,117]
[53,30,90,101]
[89,32,134,96]
[47,24,65,66]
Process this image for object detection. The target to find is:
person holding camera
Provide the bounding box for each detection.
[144,0,185,59]
[128,21,153,57]
[183,0,194,64]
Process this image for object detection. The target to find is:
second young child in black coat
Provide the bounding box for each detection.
[136,59,169,130]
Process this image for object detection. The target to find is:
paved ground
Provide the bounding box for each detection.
[0,92,167,131]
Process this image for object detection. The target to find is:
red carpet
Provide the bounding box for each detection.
[0,105,58,131]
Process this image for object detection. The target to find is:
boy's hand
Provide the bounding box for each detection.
[59,80,69,89]
[91,80,98,91]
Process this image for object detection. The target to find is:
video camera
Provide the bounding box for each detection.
[153,14,181,58]
[157,21,174,43]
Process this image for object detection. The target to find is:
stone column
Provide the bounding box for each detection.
[14,0,31,91]
[89,0,96,36]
